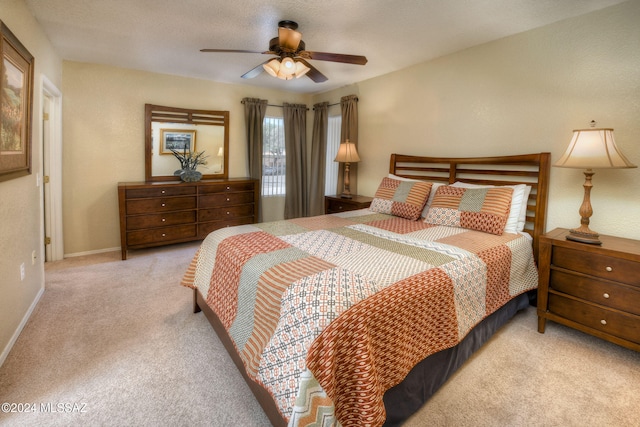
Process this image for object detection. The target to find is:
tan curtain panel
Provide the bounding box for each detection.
[309,102,329,216]
[337,95,359,196]
[283,103,308,219]
[243,97,268,222]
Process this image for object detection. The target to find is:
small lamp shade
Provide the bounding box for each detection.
[262,58,310,80]
[555,128,636,169]
[334,140,361,163]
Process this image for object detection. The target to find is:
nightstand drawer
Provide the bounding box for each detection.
[551,246,640,286]
[550,269,640,315]
[548,293,640,344]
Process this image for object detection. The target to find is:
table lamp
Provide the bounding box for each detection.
[334,140,360,199]
[554,121,636,244]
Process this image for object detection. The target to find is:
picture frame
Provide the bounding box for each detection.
[0,21,34,182]
[159,129,196,155]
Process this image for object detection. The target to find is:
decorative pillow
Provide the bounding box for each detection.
[451,182,531,233]
[425,185,513,235]
[370,177,433,220]
[388,174,444,218]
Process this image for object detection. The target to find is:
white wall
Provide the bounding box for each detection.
[0,0,62,364]
[314,0,640,240]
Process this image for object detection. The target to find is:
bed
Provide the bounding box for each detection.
[181,152,550,427]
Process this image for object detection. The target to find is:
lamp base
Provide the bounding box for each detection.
[339,193,353,199]
[566,228,602,245]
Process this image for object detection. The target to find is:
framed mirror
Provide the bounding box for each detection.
[145,104,229,181]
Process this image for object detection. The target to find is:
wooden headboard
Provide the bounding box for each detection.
[389,153,551,262]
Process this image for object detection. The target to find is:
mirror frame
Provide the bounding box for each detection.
[145,104,229,181]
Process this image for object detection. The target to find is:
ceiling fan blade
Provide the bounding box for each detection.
[296,58,328,83]
[278,27,302,51]
[241,60,272,79]
[200,48,265,54]
[301,51,368,65]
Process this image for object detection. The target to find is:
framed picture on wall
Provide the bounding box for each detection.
[160,129,197,155]
[0,21,34,182]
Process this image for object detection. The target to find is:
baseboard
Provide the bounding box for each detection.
[64,246,120,258]
[0,285,45,367]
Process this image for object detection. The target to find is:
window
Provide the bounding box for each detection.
[325,115,341,195]
[262,116,286,196]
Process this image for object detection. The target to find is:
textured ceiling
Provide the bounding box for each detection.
[25,0,627,94]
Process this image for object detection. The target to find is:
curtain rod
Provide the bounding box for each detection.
[240,100,309,110]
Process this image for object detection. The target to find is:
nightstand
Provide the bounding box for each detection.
[324,195,373,214]
[537,228,640,351]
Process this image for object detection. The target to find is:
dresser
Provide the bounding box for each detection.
[537,228,640,351]
[118,178,259,260]
[324,195,373,214]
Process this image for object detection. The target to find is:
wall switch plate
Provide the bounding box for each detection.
[20,263,25,281]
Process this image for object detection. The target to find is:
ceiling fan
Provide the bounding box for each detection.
[201,20,367,83]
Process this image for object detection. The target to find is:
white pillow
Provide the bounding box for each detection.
[388,174,444,218]
[450,182,531,233]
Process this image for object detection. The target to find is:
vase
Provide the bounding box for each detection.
[178,169,202,182]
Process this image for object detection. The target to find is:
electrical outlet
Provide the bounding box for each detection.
[20,263,25,281]
[32,250,37,265]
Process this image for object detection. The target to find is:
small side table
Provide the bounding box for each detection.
[537,227,640,351]
[325,195,373,214]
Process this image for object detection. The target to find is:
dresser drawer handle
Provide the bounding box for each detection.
[226,186,231,190]
[605,266,613,272]
[161,203,166,207]
[226,211,230,215]
[226,198,230,202]
[161,190,166,194]
[162,218,166,222]
[600,319,607,325]
[162,233,166,237]
[603,293,610,299]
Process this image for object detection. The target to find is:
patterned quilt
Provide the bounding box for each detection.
[181,209,538,427]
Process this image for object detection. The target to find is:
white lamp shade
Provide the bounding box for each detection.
[555,128,636,169]
[334,141,361,163]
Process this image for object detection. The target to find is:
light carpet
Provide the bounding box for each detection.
[0,242,638,426]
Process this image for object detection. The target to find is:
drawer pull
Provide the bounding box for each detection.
[162,233,166,237]
[605,266,613,272]
[226,198,230,202]
[226,211,230,215]
[226,186,231,190]
[161,203,166,207]
[600,319,607,325]
[161,190,166,194]
[603,293,610,299]
[162,218,166,222]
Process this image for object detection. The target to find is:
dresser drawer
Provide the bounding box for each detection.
[198,204,254,222]
[126,211,196,230]
[126,196,197,214]
[550,269,640,316]
[548,293,640,344]
[127,224,197,245]
[200,192,255,207]
[126,186,196,199]
[551,246,640,286]
[198,217,256,237]
[199,182,256,194]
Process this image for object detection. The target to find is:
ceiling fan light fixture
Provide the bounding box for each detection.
[280,57,296,76]
[294,61,310,78]
[263,59,280,78]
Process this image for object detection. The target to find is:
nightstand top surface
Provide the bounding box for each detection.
[543,228,640,260]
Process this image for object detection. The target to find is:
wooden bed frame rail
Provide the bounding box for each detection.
[389,152,551,262]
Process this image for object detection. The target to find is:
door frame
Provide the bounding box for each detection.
[42,75,63,261]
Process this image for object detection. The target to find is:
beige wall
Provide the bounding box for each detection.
[0,0,62,363]
[314,0,640,240]
[61,62,310,255]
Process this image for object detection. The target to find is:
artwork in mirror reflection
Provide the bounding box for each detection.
[151,122,225,177]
